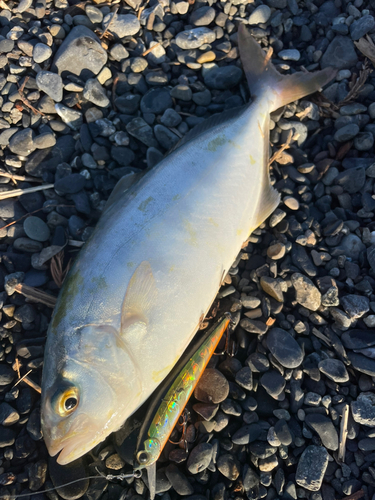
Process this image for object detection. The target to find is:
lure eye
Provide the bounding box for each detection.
[137,450,150,465]
[52,386,80,417]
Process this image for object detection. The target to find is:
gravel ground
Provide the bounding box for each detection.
[1,0,375,499]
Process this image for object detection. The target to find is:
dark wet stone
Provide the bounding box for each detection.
[249,441,277,459]
[296,445,328,491]
[141,88,173,115]
[9,128,36,156]
[217,454,240,480]
[321,36,358,69]
[304,414,338,450]
[111,146,135,166]
[0,365,15,386]
[232,423,261,445]
[194,368,229,404]
[243,464,260,493]
[341,294,369,319]
[0,428,15,447]
[49,456,89,500]
[165,464,193,495]
[186,443,213,474]
[342,329,375,349]
[0,403,19,426]
[190,6,216,25]
[204,66,242,90]
[27,408,42,441]
[52,26,107,80]
[336,167,366,193]
[246,353,269,373]
[351,393,375,426]
[267,328,303,368]
[350,14,375,40]
[291,245,317,277]
[274,419,292,446]
[235,367,253,391]
[23,216,50,242]
[318,359,349,383]
[348,352,375,376]
[260,371,286,399]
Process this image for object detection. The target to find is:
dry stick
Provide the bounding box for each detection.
[0,204,74,232]
[0,184,54,201]
[14,283,57,309]
[338,404,349,463]
[342,491,365,500]
[0,171,44,183]
[0,0,11,9]
[100,7,119,39]
[18,77,45,117]
[142,42,161,57]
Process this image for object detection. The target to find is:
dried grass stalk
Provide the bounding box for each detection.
[50,251,71,288]
[14,283,57,308]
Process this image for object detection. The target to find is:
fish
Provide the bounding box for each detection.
[41,25,336,465]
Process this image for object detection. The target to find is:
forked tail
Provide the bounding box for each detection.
[238,24,337,112]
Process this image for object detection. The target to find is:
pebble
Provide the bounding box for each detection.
[278,49,300,61]
[83,79,110,108]
[52,26,107,80]
[23,217,50,242]
[186,443,213,474]
[304,414,338,450]
[260,371,286,399]
[217,454,240,480]
[102,13,140,38]
[176,28,216,49]
[248,5,271,24]
[9,129,36,156]
[351,393,375,426]
[33,43,52,63]
[334,124,359,142]
[321,36,358,69]
[350,14,375,40]
[291,273,321,311]
[165,464,194,495]
[49,456,89,500]
[55,174,86,195]
[267,328,304,369]
[55,104,83,130]
[318,359,349,383]
[194,369,229,403]
[341,294,369,319]
[36,71,63,103]
[296,446,328,491]
[204,66,242,90]
[190,6,216,26]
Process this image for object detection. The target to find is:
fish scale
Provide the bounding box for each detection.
[41,25,336,465]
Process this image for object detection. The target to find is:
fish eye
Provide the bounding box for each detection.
[52,386,80,417]
[137,450,150,465]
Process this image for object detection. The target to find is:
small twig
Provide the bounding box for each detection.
[0,184,54,201]
[269,130,293,166]
[142,42,161,57]
[112,74,119,112]
[14,283,57,308]
[338,404,349,463]
[355,35,375,67]
[13,370,33,388]
[14,358,21,380]
[0,0,11,9]
[17,77,45,117]
[341,491,365,500]
[0,171,44,183]
[0,204,74,232]
[50,251,71,288]
[100,7,119,39]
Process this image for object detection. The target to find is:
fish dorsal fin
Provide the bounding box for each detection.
[121,261,158,337]
[103,171,147,214]
[166,105,249,156]
[252,114,280,230]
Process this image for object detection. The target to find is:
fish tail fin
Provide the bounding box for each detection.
[238,24,337,112]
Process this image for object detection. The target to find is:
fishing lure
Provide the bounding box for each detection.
[134,313,232,499]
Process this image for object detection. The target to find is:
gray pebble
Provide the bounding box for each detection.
[23,217,50,243]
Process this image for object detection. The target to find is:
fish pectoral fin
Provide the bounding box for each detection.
[103,171,146,213]
[253,180,280,230]
[121,261,157,336]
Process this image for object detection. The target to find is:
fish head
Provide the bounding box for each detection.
[41,323,143,465]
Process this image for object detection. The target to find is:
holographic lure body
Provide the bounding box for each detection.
[135,314,230,470]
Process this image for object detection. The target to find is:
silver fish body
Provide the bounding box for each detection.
[41,26,335,464]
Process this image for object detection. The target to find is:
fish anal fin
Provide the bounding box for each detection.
[121,261,157,337]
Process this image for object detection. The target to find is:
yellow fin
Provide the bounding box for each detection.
[121,261,157,335]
